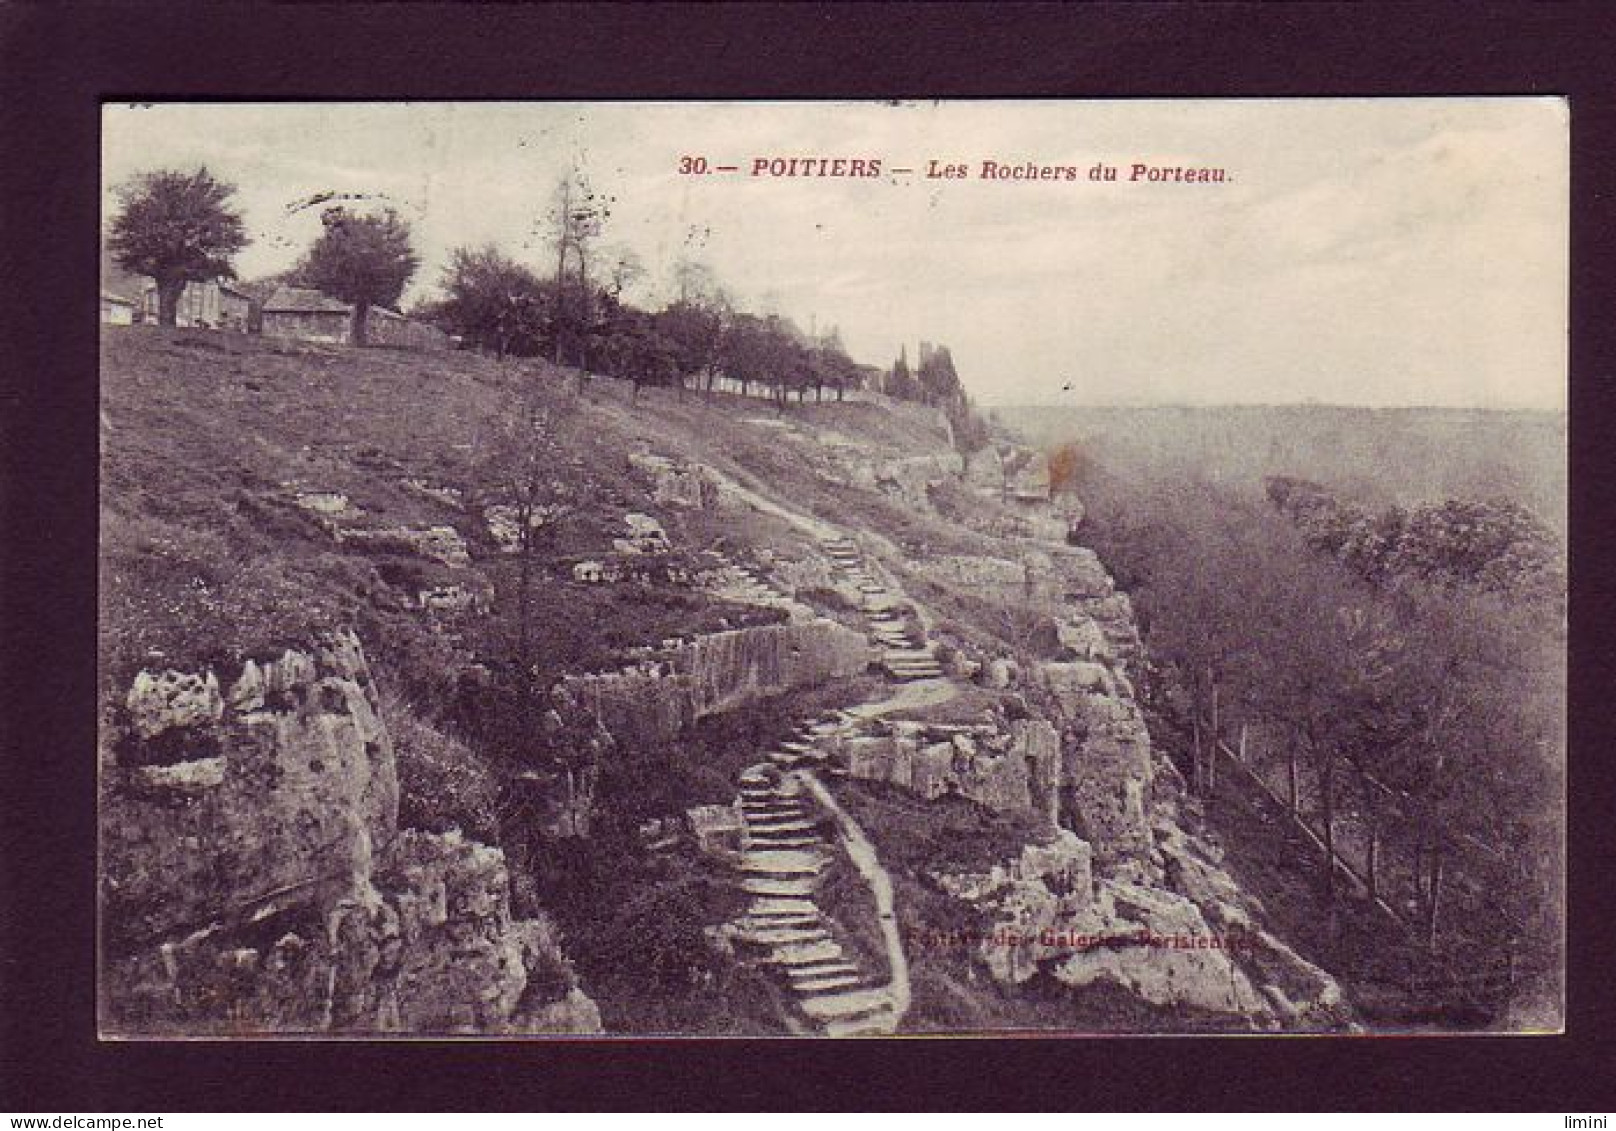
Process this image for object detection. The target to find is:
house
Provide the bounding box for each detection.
[261,286,450,350]
[140,279,254,330]
[261,286,353,344]
[100,291,136,325]
[99,249,146,325]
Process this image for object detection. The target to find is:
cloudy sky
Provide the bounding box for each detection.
[103,99,1567,409]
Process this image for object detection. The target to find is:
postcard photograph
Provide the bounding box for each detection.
[97,98,1566,1038]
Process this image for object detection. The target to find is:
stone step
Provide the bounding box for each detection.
[740,851,824,876]
[742,792,803,807]
[767,940,845,967]
[740,911,823,931]
[787,958,861,983]
[747,821,818,839]
[822,1011,898,1038]
[738,924,833,947]
[742,876,819,898]
[887,668,944,682]
[743,790,805,805]
[749,895,819,914]
[798,986,894,1023]
[791,972,864,995]
[742,803,808,820]
[747,833,822,850]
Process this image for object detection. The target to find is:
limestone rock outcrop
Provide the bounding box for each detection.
[559,618,870,745]
[931,829,1096,984]
[843,718,1059,822]
[100,630,599,1036]
[627,451,720,509]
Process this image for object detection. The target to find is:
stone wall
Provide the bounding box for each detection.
[100,630,600,1036]
[558,618,870,746]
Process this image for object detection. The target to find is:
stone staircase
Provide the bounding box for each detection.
[820,536,945,682]
[704,555,791,607]
[729,760,901,1036]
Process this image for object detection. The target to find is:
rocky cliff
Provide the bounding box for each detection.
[100,630,600,1036]
[825,460,1350,1030]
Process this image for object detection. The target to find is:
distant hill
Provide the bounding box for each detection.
[992,404,1565,531]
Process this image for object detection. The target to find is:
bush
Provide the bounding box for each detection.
[384,688,502,842]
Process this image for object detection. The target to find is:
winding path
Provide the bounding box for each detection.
[795,770,911,1019]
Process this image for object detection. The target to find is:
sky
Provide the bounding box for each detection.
[102,99,1567,410]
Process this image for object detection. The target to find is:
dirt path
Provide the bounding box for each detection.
[705,465,845,542]
[843,676,960,720]
[796,770,912,1022]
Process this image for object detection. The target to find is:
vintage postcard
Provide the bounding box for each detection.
[98,99,1566,1038]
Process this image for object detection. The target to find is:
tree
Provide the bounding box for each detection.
[437,244,547,358]
[598,306,680,405]
[468,389,590,680]
[721,313,773,400]
[1047,442,1095,498]
[300,206,418,346]
[107,167,249,327]
[947,400,992,478]
[888,347,919,401]
[546,173,610,387]
[918,343,966,407]
[655,299,728,399]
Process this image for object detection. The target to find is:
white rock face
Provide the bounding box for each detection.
[1051,879,1266,1017]
[932,829,1097,984]
[126,669,224,739]
[102,631,601,1037]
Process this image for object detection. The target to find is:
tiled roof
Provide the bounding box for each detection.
[263,286,352,314]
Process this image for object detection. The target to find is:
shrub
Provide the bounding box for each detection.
[383,688,502,842]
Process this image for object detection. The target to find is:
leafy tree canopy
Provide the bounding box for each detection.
[301,206,419,330]
[108,166,249,325]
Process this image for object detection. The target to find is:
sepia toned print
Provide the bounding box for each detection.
[97,100,1565,1037]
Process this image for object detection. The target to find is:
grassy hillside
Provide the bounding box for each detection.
[99,327,974,698]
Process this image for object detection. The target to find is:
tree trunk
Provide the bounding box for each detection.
[156,277,184,327]
[351,301,369,347]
